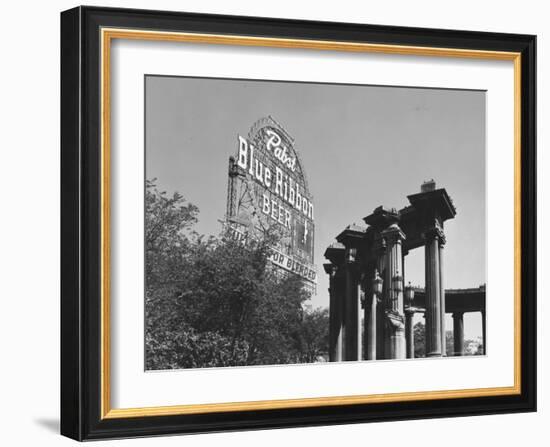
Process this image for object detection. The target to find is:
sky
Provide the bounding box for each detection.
[145,75,486,340]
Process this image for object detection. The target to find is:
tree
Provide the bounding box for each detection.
[414,321,426,358]
[144,179,325,370]
[413,322,482,357]
[176,235,310,366]
[445,330,453,356]
[296,307,330,363]
[146,323,249,370]
[145,178,199,292]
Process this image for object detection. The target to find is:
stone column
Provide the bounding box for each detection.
[366,293,377,360]
[362,276,369,360]
[424,227,443,357]
[382,224,406,360]
[439,239,446,356]
[481,310,486,355]
[452,312,464,356]
[365,271,378,360]
[422,313,429,357]
[374,239,387,360]
[327,264,343,362]
[357,281,363,361]
[343,248,360,361]
[405,308,415,358]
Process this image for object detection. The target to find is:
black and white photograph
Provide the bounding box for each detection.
[0,0,543,444]
[53,4,536,443]
[144,75,486,371]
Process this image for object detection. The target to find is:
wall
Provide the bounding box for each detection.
[0,0,545,445]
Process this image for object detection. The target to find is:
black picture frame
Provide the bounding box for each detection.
[61,5,536,441]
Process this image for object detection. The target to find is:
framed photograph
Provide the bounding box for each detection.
[60,6,536,441]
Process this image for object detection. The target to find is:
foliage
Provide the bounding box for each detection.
[445,330,453,356]
[413,321,483,357]
[146,324,249,370]
[144,179,327,370]
[414,321,426,358]
[145,178,199,292]
[295,307,330,363]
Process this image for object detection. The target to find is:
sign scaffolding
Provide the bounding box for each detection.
[225,116,316,294]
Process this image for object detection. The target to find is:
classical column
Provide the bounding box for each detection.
[439,239,446,356]
[366,293,377,360]
[366,269,382,361]
[405,308,415,359]
[422,313,429,357]
[424,227,443,357]
[362,276,369,360]
[326,264,343,362]
[357,280,363,360]
[343,248,360,361]
[382,224,406,360]
[481,310,486,355]
[452,312,464,356]
[374,238,387,360]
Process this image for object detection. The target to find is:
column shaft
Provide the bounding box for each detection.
[452,312,464,356]
[335,292,343,361]
[405,310,415,358]
[376,296,385,359]
[328,269,343,362]
[366,293,377,360]
[343,260,359,361]
[425,232,442,357]
[439,243,446,356]
[357,282,363,360]
[375,251,386,359]
[383,226,406,360]
[328,279,337,362]
[422,313,429,356]
[481,310,486,355]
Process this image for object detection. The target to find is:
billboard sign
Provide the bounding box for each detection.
[226,116,316,286]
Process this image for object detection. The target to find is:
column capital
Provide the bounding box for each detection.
[422,226,445,243]
[381,222,406,242]
[452,311,464,319]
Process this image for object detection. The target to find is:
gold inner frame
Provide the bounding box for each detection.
[100,27,522,419]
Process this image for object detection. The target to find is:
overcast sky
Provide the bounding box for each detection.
[145,75,486,340]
